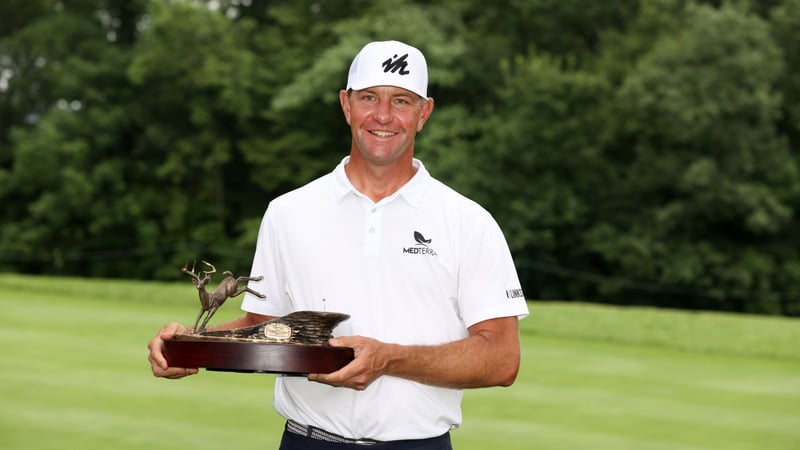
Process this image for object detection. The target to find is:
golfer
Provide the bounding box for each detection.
[149,40,530,449]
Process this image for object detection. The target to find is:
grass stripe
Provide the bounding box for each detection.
[1,274,799,450]
[524,301,800,361]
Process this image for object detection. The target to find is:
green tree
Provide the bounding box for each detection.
[0,1,159,276]
[770,0,800,145]
[589,3,798,314]
[449,53,614,301]
[3,0,800,316]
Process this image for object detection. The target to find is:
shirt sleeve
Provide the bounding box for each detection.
[240,205,294,317]
[457,212,530,328]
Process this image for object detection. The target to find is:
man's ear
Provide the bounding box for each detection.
[416,97,435,132]
[339,90,352,125]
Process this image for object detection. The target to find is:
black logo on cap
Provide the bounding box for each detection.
[382,54,410,75]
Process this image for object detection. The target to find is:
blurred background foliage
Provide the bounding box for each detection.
[2,0,800,316]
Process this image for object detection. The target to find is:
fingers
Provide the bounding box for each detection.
[157,322,189,340]
[308,367,364,390]
[148,322,198,379]
[307,336,381,390]
[307,371,338,386]
[307,339,354,387]
[147,335,169,372]
[159,366,199,379]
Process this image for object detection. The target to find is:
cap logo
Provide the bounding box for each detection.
[382,54,411,75]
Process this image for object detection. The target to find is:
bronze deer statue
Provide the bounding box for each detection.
[181,260,266,333]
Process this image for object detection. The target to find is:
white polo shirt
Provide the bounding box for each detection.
[241,157,529,441]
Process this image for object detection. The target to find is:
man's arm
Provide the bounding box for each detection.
[307,316,521,390]
[147,311,275,379]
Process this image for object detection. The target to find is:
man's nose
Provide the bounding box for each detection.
[373,100,392,123]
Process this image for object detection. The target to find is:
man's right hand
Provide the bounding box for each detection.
[147,322,199,379]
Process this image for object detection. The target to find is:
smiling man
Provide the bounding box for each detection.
[148,40,529,450]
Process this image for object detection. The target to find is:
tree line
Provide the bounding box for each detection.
[2,0,800,316]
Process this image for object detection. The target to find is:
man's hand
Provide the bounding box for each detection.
[307,336,388,390]
[307,316,521,390]
[147,322,199,379]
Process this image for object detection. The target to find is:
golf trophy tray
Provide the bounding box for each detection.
[162,260,354,374]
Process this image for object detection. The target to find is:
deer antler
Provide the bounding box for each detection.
[181,260,209,287]
[181,260,197,277]
[201,260,216,278]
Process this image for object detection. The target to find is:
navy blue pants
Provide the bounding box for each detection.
[278,429,453,450]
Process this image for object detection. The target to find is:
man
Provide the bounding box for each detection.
[148,40,530,449]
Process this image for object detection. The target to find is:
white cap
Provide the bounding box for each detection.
[346,40,428,98]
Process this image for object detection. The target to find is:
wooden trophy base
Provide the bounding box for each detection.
[163,335,354,375]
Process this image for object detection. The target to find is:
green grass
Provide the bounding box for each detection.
[1,274,798,449]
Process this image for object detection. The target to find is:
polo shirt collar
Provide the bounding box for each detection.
[332,156,429,207]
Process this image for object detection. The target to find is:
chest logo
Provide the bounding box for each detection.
[403,231,438,257]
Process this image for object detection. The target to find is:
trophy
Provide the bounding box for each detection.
[162,260,354,374]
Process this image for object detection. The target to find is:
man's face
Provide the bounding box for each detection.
[339,86,434,166]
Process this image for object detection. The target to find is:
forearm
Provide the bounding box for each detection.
[204,312,275,332]
[382,317,521,389]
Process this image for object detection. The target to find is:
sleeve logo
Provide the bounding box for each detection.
[505,289,524,299]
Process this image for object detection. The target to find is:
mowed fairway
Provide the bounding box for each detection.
[1,274,798,449]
